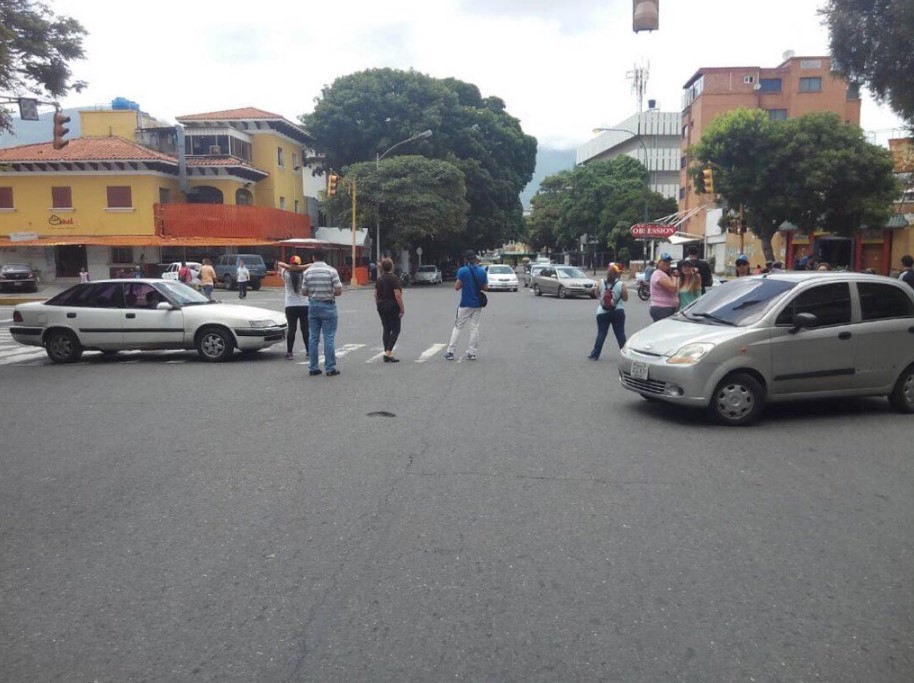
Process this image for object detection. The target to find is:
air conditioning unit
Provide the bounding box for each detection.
[208,145,221,154]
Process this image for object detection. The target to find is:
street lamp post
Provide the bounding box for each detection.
[592,126,651,264]
[375,130,433,263]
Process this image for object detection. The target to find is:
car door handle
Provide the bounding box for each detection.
[125,313,136,319]
[838,331,852,340]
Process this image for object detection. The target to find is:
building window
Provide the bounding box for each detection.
[767,109,788,121]
[759,78,782,92]
[799,77,822,93]
[235,188,253,206]
[106,186,132,208]
[277,147,284,167]
[682,125,688,139]
[294,199,300,213]
[279,196,286,210]
[680,156,687,169]
[679,187,686,200]
[292,152,299,170]
[847,83,861,100]
[159,188,171,204]
[111,247,133,264]
[0,187,13,209]
[51,186,73,209]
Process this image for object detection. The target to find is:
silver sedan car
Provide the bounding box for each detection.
[532,265,597,299]
[619,272,914,425]
[485,264,519,291]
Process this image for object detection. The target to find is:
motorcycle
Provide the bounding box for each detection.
[637,280,650,301]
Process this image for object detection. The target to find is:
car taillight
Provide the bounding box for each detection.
[13,311,23,322]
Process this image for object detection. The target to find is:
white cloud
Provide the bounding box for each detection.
[51,0,907,150]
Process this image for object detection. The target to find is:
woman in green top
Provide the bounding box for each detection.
[678,260,701,310]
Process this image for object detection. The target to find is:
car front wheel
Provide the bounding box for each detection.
[250,279,261,291]
[223,275,234,290]
[196,327,235,362]
[557,286,567,299]
[707,372,765,426]
[533,284,542,296]
[45,329,83,364]
[888,363,914,413]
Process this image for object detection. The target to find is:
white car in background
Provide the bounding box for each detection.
[161,261,201,287]
[414,265,443,285]
[10,279,287,363]
[485,264,519,291]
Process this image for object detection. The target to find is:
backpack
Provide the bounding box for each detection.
[179,266,192,284]
[601,279,616,311]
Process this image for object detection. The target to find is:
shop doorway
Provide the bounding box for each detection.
[55,245,86,277]
[817,237,853,270]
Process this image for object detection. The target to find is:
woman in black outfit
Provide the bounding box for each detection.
[375,257,404,362]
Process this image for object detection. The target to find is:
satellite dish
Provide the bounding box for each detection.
[782,49,795,61]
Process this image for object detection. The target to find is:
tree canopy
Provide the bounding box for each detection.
[527,156,677,257]
[300,68,537,256]
[821,0,914,127]
[689,109,898,260]
[0,0,87,133]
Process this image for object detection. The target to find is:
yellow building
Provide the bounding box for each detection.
[0,105,312,281]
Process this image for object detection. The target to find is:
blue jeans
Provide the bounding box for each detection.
[308,301,338,372]
[202,285,214,300]
[590,309,626,359]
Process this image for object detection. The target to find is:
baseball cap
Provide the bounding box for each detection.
[659,253,673,262]
[736,254,749,264]
[464,249,477,260]
[290,255,302,265]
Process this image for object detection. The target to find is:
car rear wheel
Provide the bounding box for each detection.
[558,286,567,299]
[707,372,764,426]
[196,327,235,362]
[250,279,261,291]
[533,284,542,296]
[888,363,914,413]
[45,329,83,364]
[223,275,234,290]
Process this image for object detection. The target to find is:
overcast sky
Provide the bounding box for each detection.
[49,0,907,150]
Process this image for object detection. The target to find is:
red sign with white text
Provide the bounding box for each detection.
[630,223,676,238]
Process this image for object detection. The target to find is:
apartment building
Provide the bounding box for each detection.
[678,54,870,272]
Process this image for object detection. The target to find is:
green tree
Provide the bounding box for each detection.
[325,155,469,253]
[0,0,87,133]
[301,68,536,256]
[821,0,914,127]
[690,109,898,260]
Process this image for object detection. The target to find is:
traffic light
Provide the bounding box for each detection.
[327,173,338,196]
[702,168,714,194]
[52,111,71,150]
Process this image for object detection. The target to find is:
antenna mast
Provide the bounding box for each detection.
[627,62,650,113]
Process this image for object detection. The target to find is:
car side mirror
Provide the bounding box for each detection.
[790,311,818,333]
[157,301,176,311]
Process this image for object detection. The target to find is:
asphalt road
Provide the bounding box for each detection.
[1,283,912,682]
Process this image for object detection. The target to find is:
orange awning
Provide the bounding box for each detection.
[1,235,277,247]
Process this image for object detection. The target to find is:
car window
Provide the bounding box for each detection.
[47,284,87,306]
[858,282,914,320]
[123,283,162,309]
[418,266,436,272]
[239,255,265,266]
[489,265,513,274]
[775,282,852,327]
[557,267,587,278]
[679,278,797,326]
[159,280,210,306]
[82,283,124,308]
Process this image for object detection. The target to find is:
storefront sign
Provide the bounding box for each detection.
[10,231,39,242]
[630,223,676,238]
[48,214,75,227]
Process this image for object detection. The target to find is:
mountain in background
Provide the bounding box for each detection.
[0,108,82,148]
[521,146,576,208]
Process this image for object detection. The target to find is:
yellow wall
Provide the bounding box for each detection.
[186,179,249,205]
[80,109,140,141]
[250,130,305,211]
[0,174,181,237]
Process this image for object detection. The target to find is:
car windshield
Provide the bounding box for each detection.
[157,281,213,306]
[557,267,587,279]
[488,265,513,274]
[418,266,437,272]
[677,277,797,326]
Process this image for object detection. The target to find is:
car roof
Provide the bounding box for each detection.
[757,272,900,283]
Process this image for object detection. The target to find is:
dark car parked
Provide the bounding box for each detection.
[0,264,38,293]
[213,254,267,291]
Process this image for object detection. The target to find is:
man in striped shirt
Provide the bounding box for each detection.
[302,250,343,376]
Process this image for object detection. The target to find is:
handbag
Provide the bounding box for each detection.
[467,264,487,307]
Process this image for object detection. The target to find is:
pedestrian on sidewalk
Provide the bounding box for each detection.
[375,257,404,362]
[276,255,311,360]
[236,260,250,299]
[444,249,488,361]
[302,249,343,376]
[79,267,90,283]
[649,253,678,321]
[199,258,216,300]
[588,264,627,360]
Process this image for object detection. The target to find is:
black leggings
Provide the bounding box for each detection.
[377,305,401,352]
[285,305,309,354]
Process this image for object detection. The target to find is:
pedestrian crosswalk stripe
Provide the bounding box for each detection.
[415,344,446,363]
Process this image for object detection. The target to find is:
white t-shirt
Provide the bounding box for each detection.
[282,269,308,307]
[236,266,250,283]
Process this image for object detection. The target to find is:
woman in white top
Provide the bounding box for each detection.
[236,260,250,299]
[278,255,310,360]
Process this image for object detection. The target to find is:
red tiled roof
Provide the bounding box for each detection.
[0,137,176,163]
[185,156,258,168]
[176,107,285,121]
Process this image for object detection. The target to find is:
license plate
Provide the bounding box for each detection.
[630,361,649,380]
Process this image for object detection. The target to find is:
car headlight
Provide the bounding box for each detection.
[249,319,276,328]
[667,342,715,365]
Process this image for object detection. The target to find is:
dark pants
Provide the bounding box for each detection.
[285,305,309,354]
[649,305,677,321]
[238,281,248,298]
[377,304,401,352]
[590,309,626,359]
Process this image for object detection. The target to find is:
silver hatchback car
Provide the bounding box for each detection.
[619,273,914,425]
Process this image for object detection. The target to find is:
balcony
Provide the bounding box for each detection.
[154,203,312,241]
